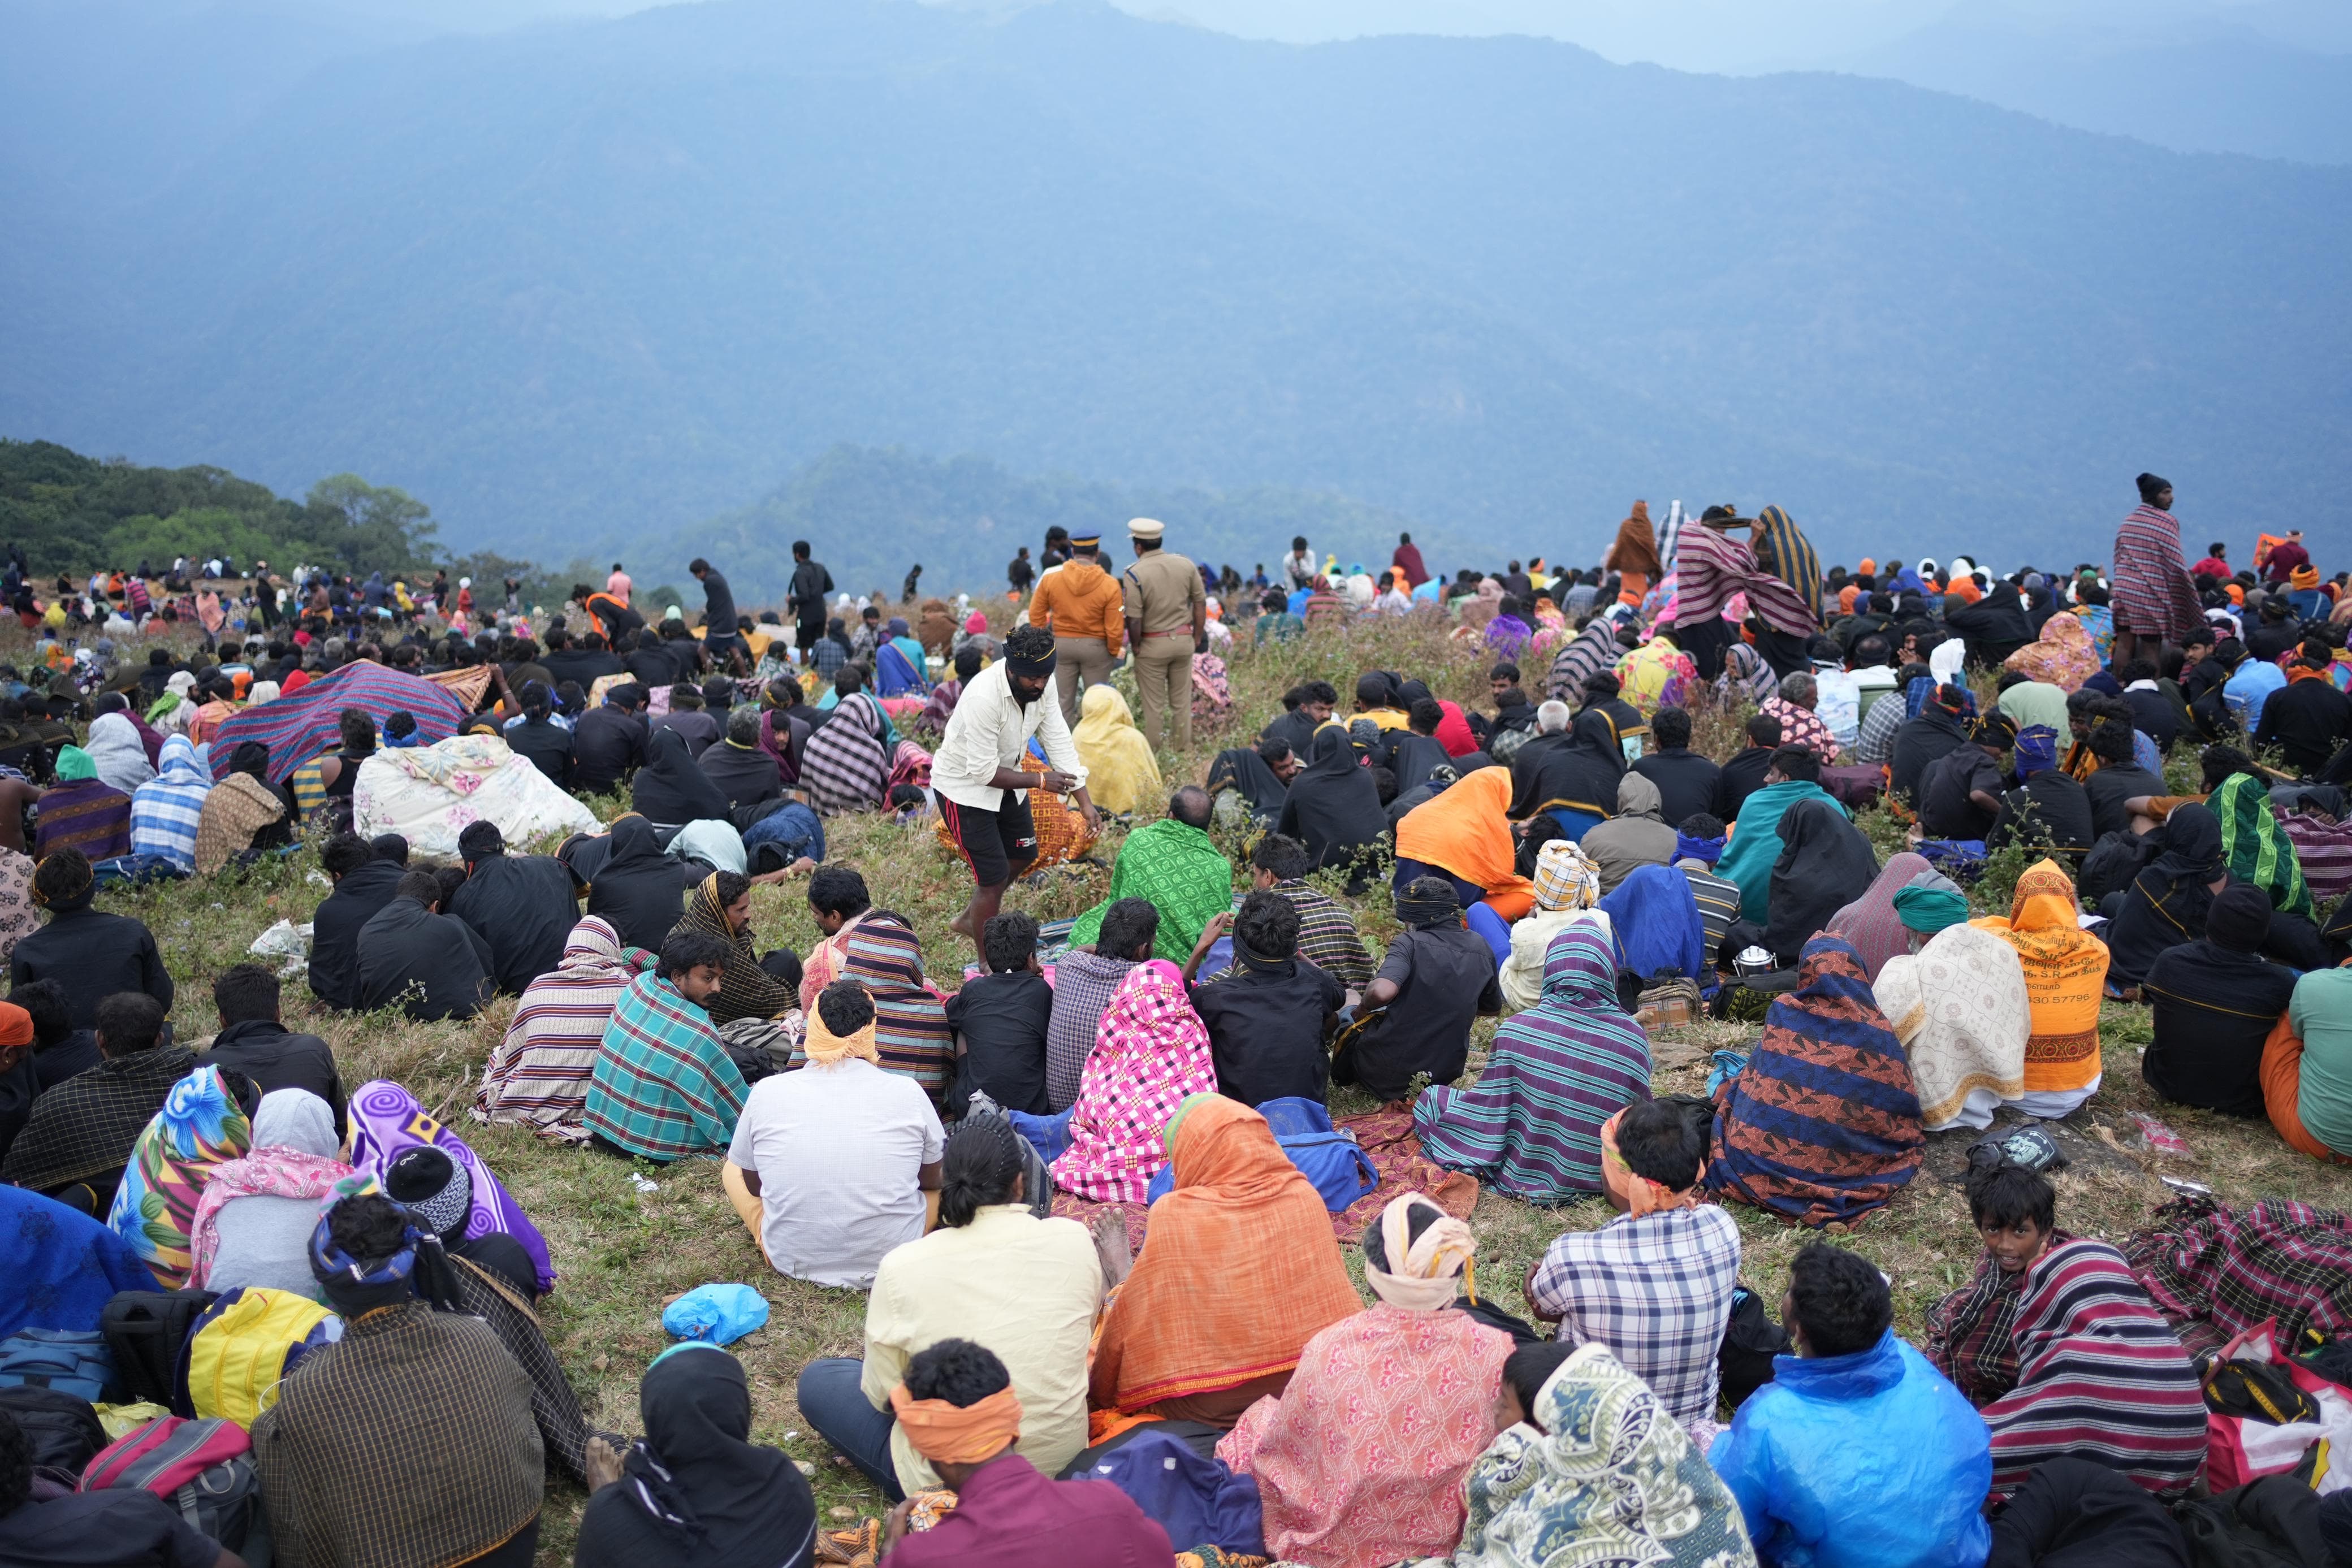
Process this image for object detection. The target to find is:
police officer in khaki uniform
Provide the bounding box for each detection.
[1119,517,1208,752]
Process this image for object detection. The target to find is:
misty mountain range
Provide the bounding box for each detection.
[3,0,2347,593]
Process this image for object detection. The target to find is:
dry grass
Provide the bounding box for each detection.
[31,608,2351,1561]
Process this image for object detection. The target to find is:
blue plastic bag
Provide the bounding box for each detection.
[1144,1097,1377,1212]
[662,1283,769,1345]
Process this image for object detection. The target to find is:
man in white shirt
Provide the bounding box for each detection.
[725,981,944,1289]
[1282,535,1316,591]
[932,625,1099,964]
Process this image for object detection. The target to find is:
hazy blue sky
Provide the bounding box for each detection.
[282,0,2352,67]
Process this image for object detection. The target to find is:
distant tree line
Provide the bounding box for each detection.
[0,439,555,597]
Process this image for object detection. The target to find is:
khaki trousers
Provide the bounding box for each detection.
[1053,635,1113,726]
[1134,635,1193,751]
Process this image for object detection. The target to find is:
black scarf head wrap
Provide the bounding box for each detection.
[634,727,733,825]
[1395,877,1461,930]
[2207,882,2273,954]
[576,1344,815,1568]
[2151,803,2224,886]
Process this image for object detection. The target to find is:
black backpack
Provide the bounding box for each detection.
[2177,1471,2329,1567]
[1718,1285,1792,1411]
[0,1384,106,1482]
[100,1289,219,1411]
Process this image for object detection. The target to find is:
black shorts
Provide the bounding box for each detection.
[939,792,1039,887]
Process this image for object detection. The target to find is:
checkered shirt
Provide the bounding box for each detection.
[1854,691,1907,765]
[1529,1202,1743,1426]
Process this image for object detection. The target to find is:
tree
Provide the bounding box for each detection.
[304,474,438,575]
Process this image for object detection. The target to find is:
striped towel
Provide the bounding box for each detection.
[2282,811,2352,904]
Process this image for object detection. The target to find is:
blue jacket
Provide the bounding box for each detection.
[1709,1330,1990,1568]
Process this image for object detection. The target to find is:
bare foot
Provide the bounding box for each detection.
[1090,1209,1134,1288]
[585,1435,625,1491]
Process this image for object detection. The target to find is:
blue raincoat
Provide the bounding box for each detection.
[1710,1329,1991,1568]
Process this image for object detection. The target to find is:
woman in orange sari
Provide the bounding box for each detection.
[1393,765,1537,924]
[1089,1095,1360,1428]
[1970,858,2109,1118]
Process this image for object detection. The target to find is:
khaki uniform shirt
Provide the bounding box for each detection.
[1121,550,1206,637]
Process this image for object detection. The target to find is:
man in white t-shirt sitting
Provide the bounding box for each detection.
[724,980,944,1288]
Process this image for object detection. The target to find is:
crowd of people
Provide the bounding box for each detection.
[3,486,2352,1566]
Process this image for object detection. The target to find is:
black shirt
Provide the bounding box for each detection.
[1918,744,2003,841]
[1712,746,1776,824]
[1191,958,1344,1107]
[357,898,495,1020]
[570,707,649,796]
[0,1486,220,1568]
[789,559,836,621]
[540,647,626,689]
[650,710,721,760]
[2083,764,2165,841]
[308,857,405,1011]
[1890,711,1968,804]
[1339,926,1501,1101]
[1988,772,2096,859]
[698,568,738,639]
[2257,677,2352,778]
[2246,615,2302,664]
[942,970,1054,1117]
[2142,939,2298,1118]
[1632,748,1723,831]
[2125,688,2181,755]
[8,907,174,1029]
[448,854,581,994]
[624,644,681,689]
[504,716,573,788]
[198,1017,347,1136]
[700,741,783,811]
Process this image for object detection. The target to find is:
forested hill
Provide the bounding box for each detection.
[0,439,459,581]
[677,446,1493,603]
[3,0,2346,574]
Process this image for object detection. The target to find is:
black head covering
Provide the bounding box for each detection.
[1206,747,1287,821]
[584,814,692,951]
[1506,706,1624,821]
[2108,804,2229,987]
[384,1147,471,1245]
[1765,799,1882,962]
[634,727,734,825]
[1281,725,1388,872]
[574,1346,816,1568]
[2150,803,2224,885]
[2207,882,2273,954]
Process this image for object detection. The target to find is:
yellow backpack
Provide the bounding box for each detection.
[183,1287,340,1429]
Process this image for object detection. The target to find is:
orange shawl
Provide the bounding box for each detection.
[1393,766,1536,907]
[1089,1098,1360,1413]
[1970,859,2108,1094]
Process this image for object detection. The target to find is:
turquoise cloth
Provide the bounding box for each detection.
[1717,779,1844,922]
[2293,968,2352,1158]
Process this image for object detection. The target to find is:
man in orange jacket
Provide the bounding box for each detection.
[1024,532,1125,724]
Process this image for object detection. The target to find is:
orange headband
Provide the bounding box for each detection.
[888,1383,1023,1464]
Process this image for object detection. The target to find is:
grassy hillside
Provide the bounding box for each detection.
[34,595,2350,1562]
